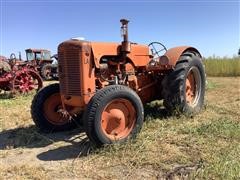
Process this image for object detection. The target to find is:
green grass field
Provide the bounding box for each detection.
[204,56,240,77]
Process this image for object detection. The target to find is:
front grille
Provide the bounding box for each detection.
[58,48,81,96]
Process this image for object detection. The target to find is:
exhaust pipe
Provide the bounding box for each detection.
[120,19,131,53]
[19,52,22,61]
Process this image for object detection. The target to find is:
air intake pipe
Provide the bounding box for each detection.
[120,19,131,54]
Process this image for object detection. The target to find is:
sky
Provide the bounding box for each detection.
[0,0,239,59]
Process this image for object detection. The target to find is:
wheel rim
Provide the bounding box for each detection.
[185,67,201,107]
[13,70,42,93]
[101,99,136,140]
[43,93,70,125]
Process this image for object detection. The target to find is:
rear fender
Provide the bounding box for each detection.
[164,46,202,67]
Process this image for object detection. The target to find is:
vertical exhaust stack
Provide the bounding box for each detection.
[120,19,131,54]
[18,52,22,61]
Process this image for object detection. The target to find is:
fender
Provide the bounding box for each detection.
[164,46,202,67]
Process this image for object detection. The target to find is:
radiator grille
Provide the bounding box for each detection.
[58,49,81,96]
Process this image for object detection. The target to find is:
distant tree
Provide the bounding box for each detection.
[238,48,240,56]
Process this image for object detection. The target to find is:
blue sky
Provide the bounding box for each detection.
[0,0,239,59]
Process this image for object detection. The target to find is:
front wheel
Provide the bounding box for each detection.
[31,83,81,132]
[161,52,205,115]
[84,85,144,147]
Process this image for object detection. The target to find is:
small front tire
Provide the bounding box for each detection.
[84,85,144,147]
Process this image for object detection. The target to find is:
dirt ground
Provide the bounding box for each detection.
[0,77,239,179]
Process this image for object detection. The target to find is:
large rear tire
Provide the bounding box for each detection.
[84,85,144,147]
[161,52,205,115]
[31,83,81,132]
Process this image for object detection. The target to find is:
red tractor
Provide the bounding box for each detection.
[0,57,43,94]
[31,19,205,147]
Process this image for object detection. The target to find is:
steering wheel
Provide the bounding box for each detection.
[9,53,17,66]
[148,42,167,59]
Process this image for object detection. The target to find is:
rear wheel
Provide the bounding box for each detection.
[84,85,144,147]
[41,63,53,80]
[161,52,205,115]
[31,83,81,132]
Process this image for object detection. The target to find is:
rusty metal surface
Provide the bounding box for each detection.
[58,47,82,96]
[58,40,95,107]
[164,46,202,66]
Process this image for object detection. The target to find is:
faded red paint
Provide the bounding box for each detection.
[164,46,202,66]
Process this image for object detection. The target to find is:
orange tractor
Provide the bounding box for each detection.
[31,19,205,147]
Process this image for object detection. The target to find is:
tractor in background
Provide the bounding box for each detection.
[31,19,205,147]
[25,49,58,80]
[0,55,42,94]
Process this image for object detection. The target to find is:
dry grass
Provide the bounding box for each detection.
[0,77,240,179]
[0,165,49,180]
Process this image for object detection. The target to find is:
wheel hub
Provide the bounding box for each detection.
[43,93,70,125]
[13,70,42,93]
[185,67,201,107]
[101,99,136,140]
[186,71,196,104]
